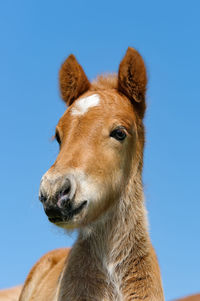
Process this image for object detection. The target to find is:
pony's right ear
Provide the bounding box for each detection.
[118,47,147,119]
[59,55,90,106]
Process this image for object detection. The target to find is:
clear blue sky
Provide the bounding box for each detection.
[0,1,199,300]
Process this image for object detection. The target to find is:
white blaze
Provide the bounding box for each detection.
[71,94,100,116]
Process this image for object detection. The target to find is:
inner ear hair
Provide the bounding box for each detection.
[59,54,90,106]
[118,47,147,119]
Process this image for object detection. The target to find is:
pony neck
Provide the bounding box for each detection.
[58,171,164,301]
[79,171,150,269]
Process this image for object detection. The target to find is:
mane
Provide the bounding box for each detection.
[91,73,118,90]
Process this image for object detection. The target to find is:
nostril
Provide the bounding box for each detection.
[57,195,71,209]
[60,179,71,198]
[57,177,76,209]
[62,187,70,196]
[39,193,47,203]
[61,198,71,209]
[57,179,72,209]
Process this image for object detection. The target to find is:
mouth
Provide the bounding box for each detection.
[48,200,87,224]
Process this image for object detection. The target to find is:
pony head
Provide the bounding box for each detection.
[39,47,147,229]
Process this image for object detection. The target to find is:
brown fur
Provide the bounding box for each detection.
[1,48,198,301]
[175,295,200,301]
[0,286,22,301]
[91,74,118,90]
[19,249,70,301]
[59,54,90,106]
[20,47,164,301]
[118,47,147,119]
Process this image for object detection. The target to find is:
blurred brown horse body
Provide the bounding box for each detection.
[0,267,199,301]
[0,286,22,300]
[0,281,199,301]
[0,49,199,301]
[176,295,200,301]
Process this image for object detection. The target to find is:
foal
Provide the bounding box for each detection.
[19,47,164,301]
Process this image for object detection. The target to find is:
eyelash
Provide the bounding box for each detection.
[110,127,127,141]
[54,127,127,146]
[55,131,61,145]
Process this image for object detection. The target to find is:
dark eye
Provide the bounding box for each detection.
[110,128,127,141]
[55,131,61,145]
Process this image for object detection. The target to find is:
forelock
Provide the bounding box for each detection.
[91,74,118,91]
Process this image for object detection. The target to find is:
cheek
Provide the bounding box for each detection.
[76,139,135,206]
[100,144,130,177]
[86,149,127,202]
[98,139,136,193]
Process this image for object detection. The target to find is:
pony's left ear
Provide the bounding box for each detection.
[59,54,90,106]
[118,47,147,118]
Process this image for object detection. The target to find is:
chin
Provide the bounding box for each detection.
[58,222,78,231]
[51,211,88,230]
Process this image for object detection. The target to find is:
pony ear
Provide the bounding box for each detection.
[118,47,147,118]
[59,54,90,106]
